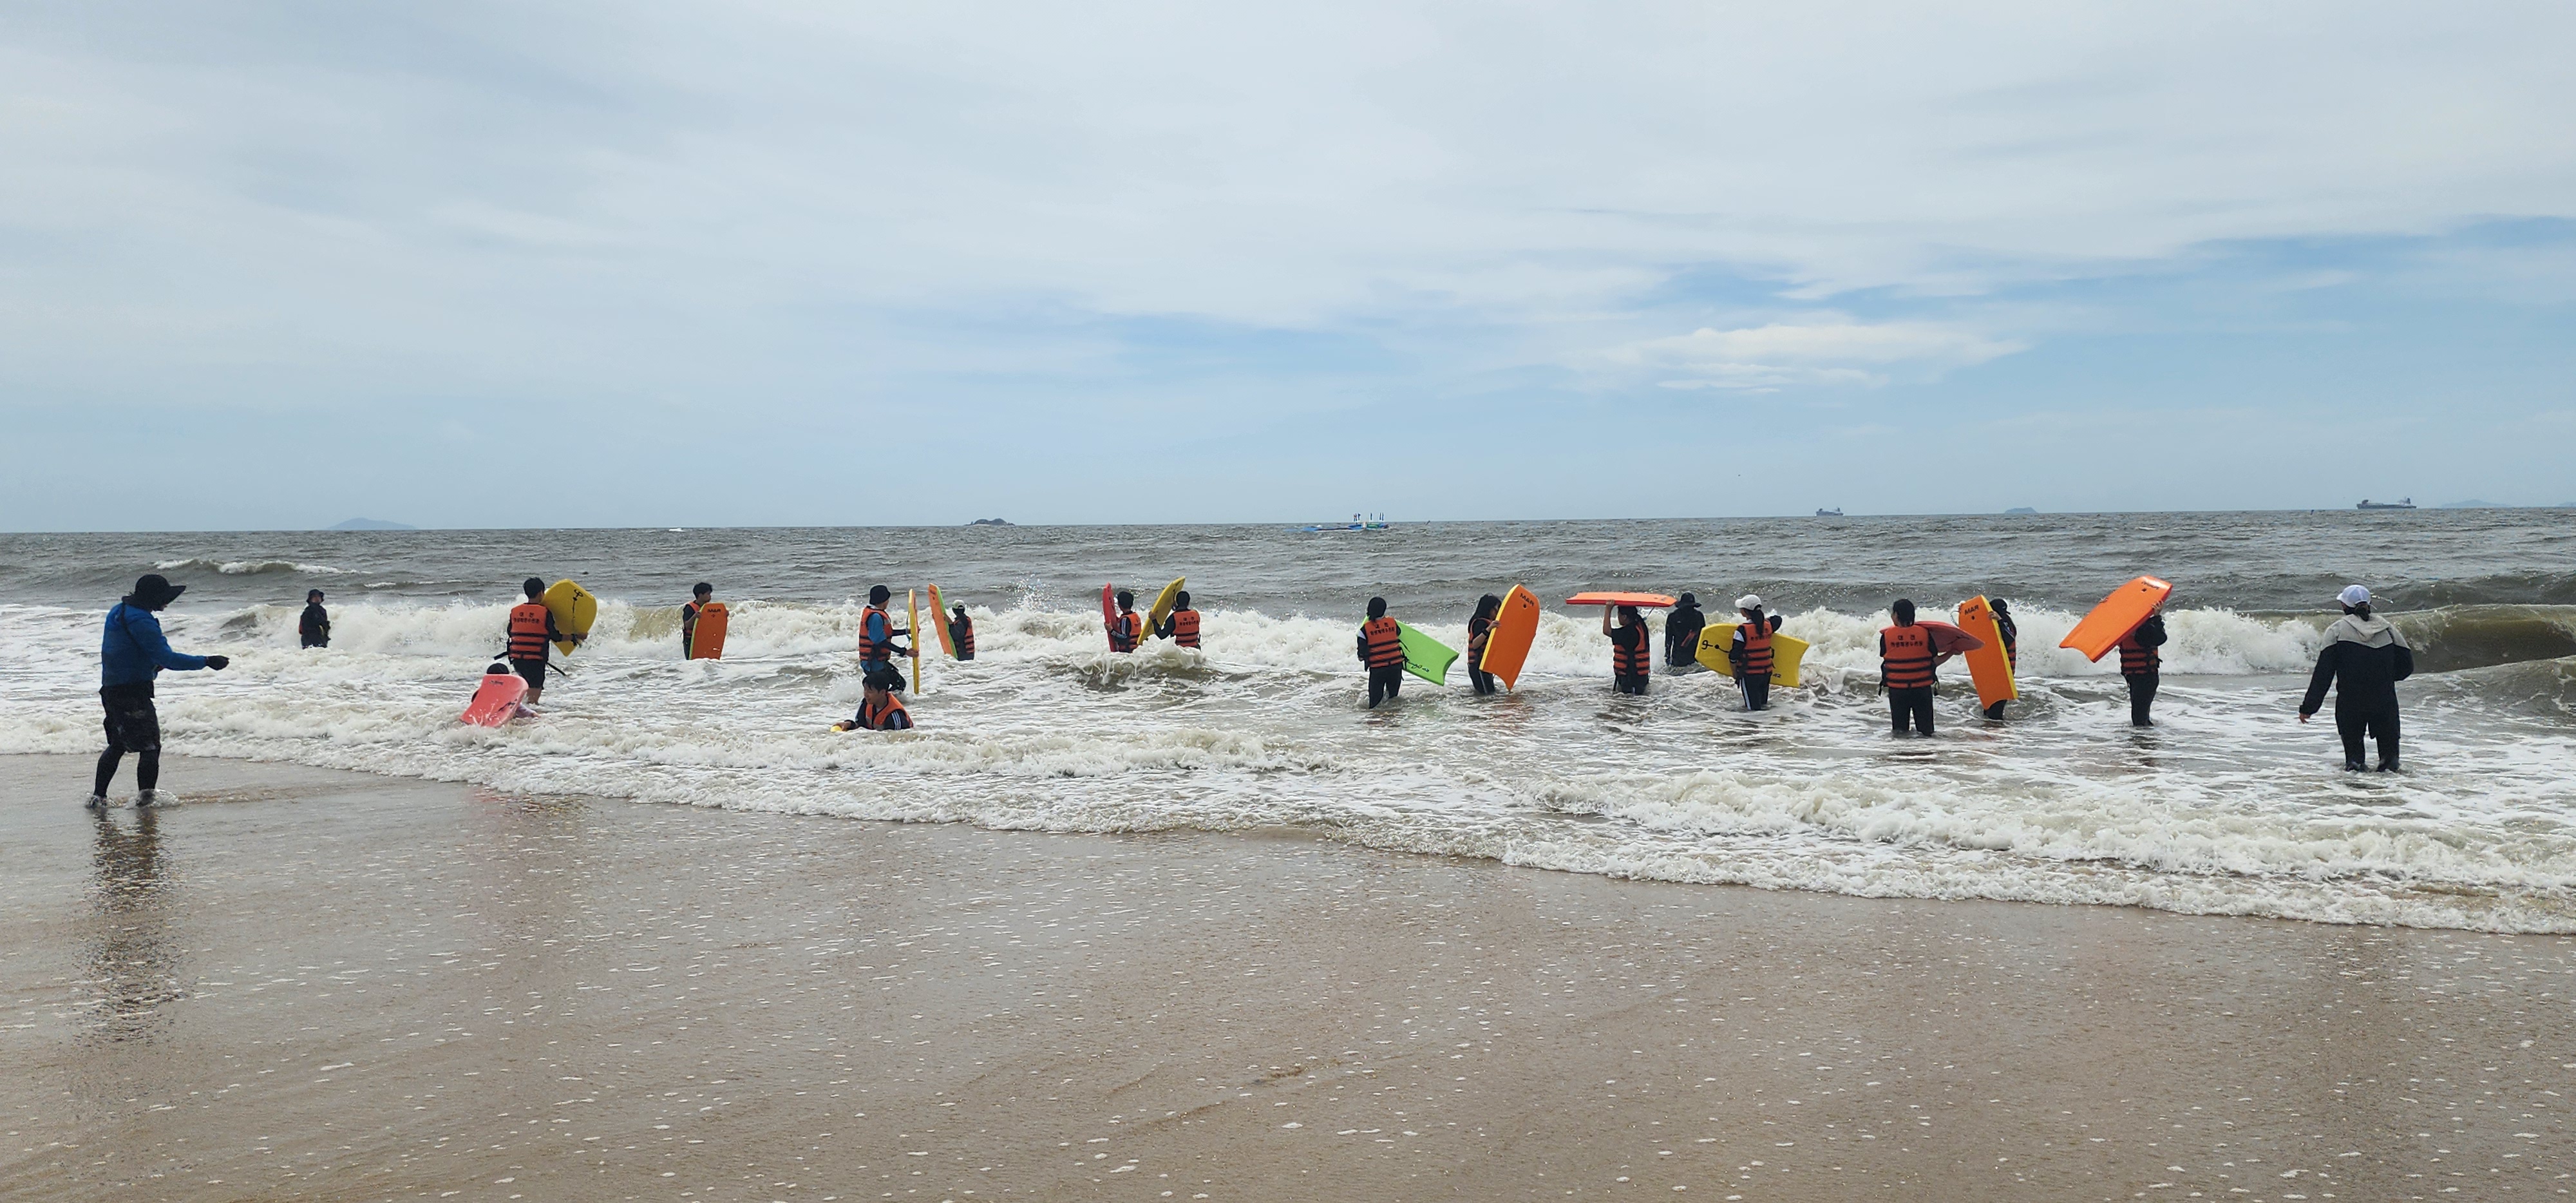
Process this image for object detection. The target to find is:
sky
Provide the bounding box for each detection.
[4,1,2574,530]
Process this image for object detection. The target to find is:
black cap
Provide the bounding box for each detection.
[1677,592,1697,606]
[869,585,891,604]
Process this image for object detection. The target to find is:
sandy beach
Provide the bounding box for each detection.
[3,755,2570,1202]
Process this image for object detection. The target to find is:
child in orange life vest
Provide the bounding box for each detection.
[1727,593,1783,711]
[857,585,913,674]
[1359,597,1405,708]
[1602,604,1651,695]
[1106,591,1142,652]
[504,576,580,705]
[1155,591,1202,649]
[948,603,976,661]
[1879,598,1953,737]
[833,668,914,732]
[681,582,715,654]
[2117,605,2169,728]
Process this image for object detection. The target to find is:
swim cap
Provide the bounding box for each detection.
[2336,585,2371,607]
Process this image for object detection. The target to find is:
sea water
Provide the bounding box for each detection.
[3,511,2571,931]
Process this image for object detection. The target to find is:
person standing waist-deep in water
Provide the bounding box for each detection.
[1982,598,2018,720]
[2300,584,2412,772]
[1464,594,1501,696]
[1879,598,1949,737]
[1663,592,1705,671]
[91,573,229,809]
[833,668,916,732]
[505,576,576,706]
[2117,606,2169,727]
[1359,597,1405,708]
[1107,591,1142,653]
[856,585,913,676]
[1728,593,1779,711]
[1157,591,1200,650]
[298,589,330,649]
[680,582,714,654]
[949,603,976,661]
[1603,604,1651,695]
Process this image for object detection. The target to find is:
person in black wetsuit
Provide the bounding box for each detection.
[299,589,330,649]
[1982,598,2018,720]
[681,582,715,654]
[1464,594,1500,696]
[2298,584,2412,771]
[2117,607,2169,727]
[949,603,976,661]
[1663,593,1705,670]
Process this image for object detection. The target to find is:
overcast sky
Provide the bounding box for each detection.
[5,1,2573,529]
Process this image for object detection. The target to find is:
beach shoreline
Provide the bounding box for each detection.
[3,753,2570,1201]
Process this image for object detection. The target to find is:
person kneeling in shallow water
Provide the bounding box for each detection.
[834,669,914,732]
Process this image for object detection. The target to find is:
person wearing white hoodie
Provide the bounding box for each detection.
[2298,585,2414,772]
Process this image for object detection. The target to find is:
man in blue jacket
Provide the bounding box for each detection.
[91,573,228,809]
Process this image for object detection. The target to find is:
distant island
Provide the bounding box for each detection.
[968,518,1014,526]
[328,517,417,531]
[2003,506,2038,515]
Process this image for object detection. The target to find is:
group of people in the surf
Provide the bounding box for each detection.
[79,569,2417,809]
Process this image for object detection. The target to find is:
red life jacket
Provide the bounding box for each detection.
[507,602,553,661]
[1611,621,1651,679]
[1880,623,1937,688]
[1739,618,1774,674]
[858,604,895,663]
[953,615,975,657]
[860,693,911,730]
[1169,609,1200,649]
[1363,616,1405,668]
[2117,631,2159,676]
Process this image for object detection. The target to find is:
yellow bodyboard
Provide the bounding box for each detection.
[907,589,922,693]
[1695,621,1807,689]
[1146,577,1186,639]
[541,580,596,656]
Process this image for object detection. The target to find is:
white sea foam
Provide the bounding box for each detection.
[153,557,354,576]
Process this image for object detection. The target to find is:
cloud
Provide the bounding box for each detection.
[1609,317,2027,391]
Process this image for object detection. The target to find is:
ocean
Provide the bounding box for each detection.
[4,510,2572,931]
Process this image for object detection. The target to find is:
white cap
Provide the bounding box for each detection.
[2336,584,2371,607]
[1735,594,1763,611]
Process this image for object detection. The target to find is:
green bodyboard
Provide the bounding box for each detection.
[1397,622,1459,685]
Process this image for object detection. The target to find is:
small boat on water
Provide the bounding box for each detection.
[2356,498,2416,510]
[1814,507,1843,518]
[1298,513,1392,533]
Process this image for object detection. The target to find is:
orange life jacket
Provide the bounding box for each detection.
[507,602,553,661]
[1880,623,1937,689]
[1363,616,1405,668]
[1169,609,1200,649]
[860,693,911,730]
[1611,620,1651,678]
[952,615,974,657]
[2117,631,2159,676]
[858,604,895,663]
[1739,618,1774,675]
[1108,611,1141,652]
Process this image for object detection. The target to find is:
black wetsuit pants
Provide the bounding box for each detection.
[95,683,161,796]
[2336,705,2400,769]
[2125,671,2158,726]
[1615,673,1649,696]
[1468,667,1496,696]
[1740,672,1770,712]
[1888,686,1935,736]
[1367,666,1404,708]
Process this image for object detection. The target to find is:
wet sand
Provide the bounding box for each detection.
[3,755,2571,1202]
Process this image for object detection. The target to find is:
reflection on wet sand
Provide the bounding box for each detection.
[80,809,180,1045]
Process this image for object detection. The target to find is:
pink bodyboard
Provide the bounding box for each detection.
[461,672,529,727]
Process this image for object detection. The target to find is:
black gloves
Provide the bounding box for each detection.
[205,655,231,670]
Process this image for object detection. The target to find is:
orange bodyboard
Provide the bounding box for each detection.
[1478,585,1542,690]
[926,584,957,658]
[1954,596,2016,710]
[2061,576,2173,662]
[460,672,528,726]
[688,602,728,659]
[1564,591,1678,608]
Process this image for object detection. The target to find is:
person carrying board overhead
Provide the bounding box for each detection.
[1728,594,1781,711]
[1982,598,2019,720]
[1465,594,1501,696]
[1879,598,1952,737]
[90,573,230,810]
[1156,591,1201,649]
[681,582,715,654]
[857,585,913,676]
[1603,604,1651,695]
[299,589,330,649]
[833,668,915,732]
[2117,606,2170,728]
[1359,597,1405,708]
[1107,591,1143,653]
[948,603,976,661]
[1664,593,1706,671]
[2298,584,2412,772]
[505,576,577,706]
